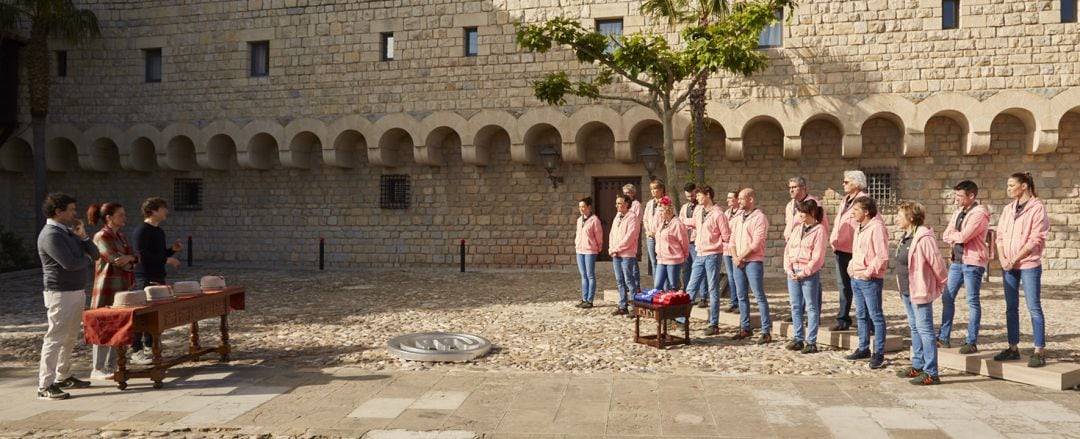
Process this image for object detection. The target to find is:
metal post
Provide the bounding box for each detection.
[319,237,325,270]
[460,239,466,273]
[187,235,192,267]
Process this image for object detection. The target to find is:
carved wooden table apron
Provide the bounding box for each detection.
[631,300,692,349]
[114,288,244,390]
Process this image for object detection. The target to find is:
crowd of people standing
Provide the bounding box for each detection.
[572,171,1051,385]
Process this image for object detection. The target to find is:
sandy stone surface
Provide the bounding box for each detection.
[1,265,1077,377]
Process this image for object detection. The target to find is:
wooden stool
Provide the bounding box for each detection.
[631,300,692,348]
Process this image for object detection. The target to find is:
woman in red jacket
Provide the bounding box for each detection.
[87,202,138,380]
[893,201,948,385]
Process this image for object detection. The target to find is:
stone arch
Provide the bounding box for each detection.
[87,137,121,172]
[860,113,905,158]
[922,110,971,155]
[915,93,979,155]
[627,118,664,168]
[976,90,1053,154]
[517,108,570,164]
[577,121,616,164]
[741,116,784,163]
[161,123,201,171]
[854,95,918,156]
[0,137,32,172]
[123,124,159,171]
[470,124,511,166]
[799,115,844,162]
[421,112,468,166]
[240,120,284,170]
[284,118,326,169]
[370,113,423,167]
[680,117,726,164]
[326,114,373,168]
[46,137,79,172]
[376,127,416,168]
[421,125,461,167]
[205,134,239,170]
[621,107,658,162]
[989,112,1032,156]
[568,106,621,163]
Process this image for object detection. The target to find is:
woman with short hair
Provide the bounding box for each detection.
[783,199,828,354]
[893,201,948,385]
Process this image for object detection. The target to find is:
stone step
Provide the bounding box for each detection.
[937,348,1080,391]
[601,290,903,352]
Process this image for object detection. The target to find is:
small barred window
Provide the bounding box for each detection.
[865,170,897,206]
[380,175,410,209]
[173,178,203,211]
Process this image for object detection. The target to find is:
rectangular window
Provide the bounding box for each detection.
[144,48,162,83]
[758,10,783,48]
[249,41,269,77]
[56,51,67,77]
[380,175,410,209]
[464,27,478,57]
[1064,1,1078,23]
[174,178,203,211]
[380,33,394,61]
[866,170,898,206]
[943,0,960,29]
[596,18,623,54]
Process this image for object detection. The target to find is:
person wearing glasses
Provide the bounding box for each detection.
[830,170,869,331]
[721,189,741,313]
[782,176,828,323]
[938,180,991,353]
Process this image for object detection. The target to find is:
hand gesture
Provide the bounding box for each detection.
[115,255,136,266]
[166,257,181,268]
[171,239,183,252]
[72,220,88,240]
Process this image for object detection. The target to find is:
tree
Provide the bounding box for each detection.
[515,0,793,194]
[0,0,100,228]
[640,0,731,185]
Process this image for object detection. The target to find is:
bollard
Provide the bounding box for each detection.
[187,235,192,267]
[319,237,325,270]
[460,239,466,273]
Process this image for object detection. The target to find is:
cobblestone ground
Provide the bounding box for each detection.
[2,264,1077,377]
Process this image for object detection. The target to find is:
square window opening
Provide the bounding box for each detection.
[865,170,898,207]
[380,175,410,209]
[596,18,623,54]
[250,41,269,77]
[758,10,784,48]
[174,178,203,211]
[144,48,162,83]
[943,0,960,29]
[56,51,67,77]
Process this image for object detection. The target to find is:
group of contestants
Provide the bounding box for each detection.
[573,171,1050,385]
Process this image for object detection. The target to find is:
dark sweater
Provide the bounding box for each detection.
[132,222,175,284]
[37,220,100,291]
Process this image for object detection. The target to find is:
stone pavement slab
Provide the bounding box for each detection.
[2,364,1079,438]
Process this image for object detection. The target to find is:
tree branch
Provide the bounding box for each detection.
[596,93,652,108]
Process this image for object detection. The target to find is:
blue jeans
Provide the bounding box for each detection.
[902,294,938,376]
[940,263,984,345]
[653,264,681,290]
[788,271,822,344]
[681,243,695,292]
[686,254,720,325]
[612,256,639,310]
[646,237,657,277]
[1002,266,1046,348]
[834,251,854,326]
[722,254,738,307]
[733,261,771,334]
[576,253,598,302]
[852,277,886,353]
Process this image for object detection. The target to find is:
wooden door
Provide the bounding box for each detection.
[594,177,643,262]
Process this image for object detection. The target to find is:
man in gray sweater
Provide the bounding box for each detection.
[36,193,100,400]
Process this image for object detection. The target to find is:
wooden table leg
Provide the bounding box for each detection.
[219,314,231,362]
[190,321,202,361]
[633,313,640,343]
[115,345,128,390]
[150,333,165,388]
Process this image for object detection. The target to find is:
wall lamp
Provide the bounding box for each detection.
[640,145,660,181]
[538,144,564,189]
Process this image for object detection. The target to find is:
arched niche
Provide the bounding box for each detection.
[46,137,79,172]
[287,131,322,169]
[0,138,33,172]
[129,137,158,172]
[89,137,121,172]
[206,134,239,170]
[246,132,281,170]
[328,130,367,168]
[165,135,198,171]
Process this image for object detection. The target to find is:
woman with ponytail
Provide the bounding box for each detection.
[783,199,828,354]
[87,202,138,380]
[994,172,1050,367]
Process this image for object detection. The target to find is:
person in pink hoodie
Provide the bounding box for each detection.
[830,170,869,331]
[783,199,829,354]
[938,180,991,353]
[730,188,772,344]
[845,196,889,369]
[993,172,1051,368]
[893,201,948,386]
[653,198,688,291]
[679,183,699,300]
[685,185,729,335]
[574,196,603,309]
[642,180,667,288]
[609,194,641,316]
[782,176,829,324]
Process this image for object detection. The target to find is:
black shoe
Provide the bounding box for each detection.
[704,325,720,336]
[844,349,871,360]
[581,301,593,309]
[56,376,91,389]
[574,301,585,308]
[731,329,753,340]
[936,339,951,349]
[993,348,1020,362]
[1028,352,1046,368]
[611,308,629,316]
[800,343,819,354]
[830,323,851,331]
[756,333,773,345]
[725,305,738,314]
[869,353,885,369]
[785,340,804,351]
[37,384,69,400]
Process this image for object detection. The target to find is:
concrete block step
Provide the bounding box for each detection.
[938,348,1080,391]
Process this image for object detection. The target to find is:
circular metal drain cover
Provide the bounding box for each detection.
[387,332,492,362]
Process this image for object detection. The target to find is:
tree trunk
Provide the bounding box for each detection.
[32,114,46,228]
[689,76,707,185]
[661,108,679,209]
[28,20,50,228]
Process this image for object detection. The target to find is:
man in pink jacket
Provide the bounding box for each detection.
[623,184,643,288]
[685,186,729,335]
[730,188,772,344]
[938,180,991,353]
[830,170,869,331]
[679,183,699,300]
[721,190,740,313]
[609,194,641,316]
[642,180,667,288]
[845,196,889,369]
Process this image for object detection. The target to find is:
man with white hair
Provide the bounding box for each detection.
[830,170,869,331]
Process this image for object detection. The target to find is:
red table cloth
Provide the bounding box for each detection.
[83,288,245,346]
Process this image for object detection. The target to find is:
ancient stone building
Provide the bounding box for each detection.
[2,0,1079,275]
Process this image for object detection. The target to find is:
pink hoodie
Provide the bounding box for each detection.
[680,202,698,242]
[941,203,991,267]
[784,222,829,277]
[642,198,664,237]
[575,214,603,255]
[903,226,949,305]
[831,191,868,253]
[996,197,1050,270]
[695,204,730,257]
[848,215,889,279]
[733,208,769,263]
[784,194,830,242]
[609,210,641,258]
[655,217,689,265]
[629,199,642,219]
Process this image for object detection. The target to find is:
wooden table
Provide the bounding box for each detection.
[84,287,245,390]
[631,300,692,348]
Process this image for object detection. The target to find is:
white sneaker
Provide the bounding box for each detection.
[129,349,153,366]
[90,369,115,381]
